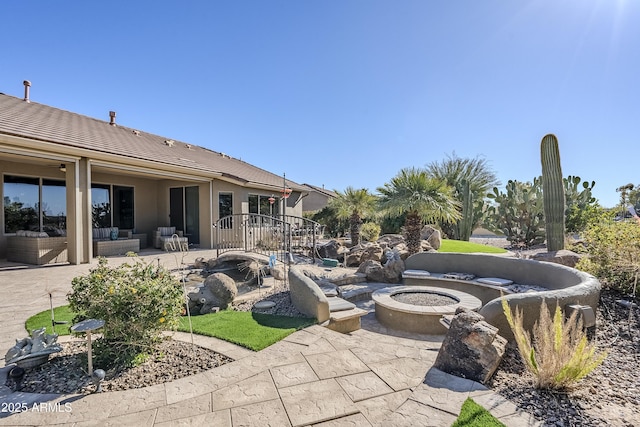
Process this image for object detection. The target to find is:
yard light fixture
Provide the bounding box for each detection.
[59,164,66,172]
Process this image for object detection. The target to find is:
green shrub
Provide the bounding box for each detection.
[360,222,381,242]
[68,257,184,367]
[502,299,606,390]
[575,214,640,293]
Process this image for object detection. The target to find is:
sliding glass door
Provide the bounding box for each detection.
[170,186,199,244]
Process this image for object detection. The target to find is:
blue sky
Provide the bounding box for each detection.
[1,1,638,208]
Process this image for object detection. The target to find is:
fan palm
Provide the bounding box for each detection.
[329,187,377,245]
[378,168,461,254]
[426,153,500,240]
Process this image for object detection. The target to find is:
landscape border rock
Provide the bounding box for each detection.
[434,308,507,384]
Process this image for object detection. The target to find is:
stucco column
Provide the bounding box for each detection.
[65,158,91,264]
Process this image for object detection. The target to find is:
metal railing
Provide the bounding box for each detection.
[214,214,324,263]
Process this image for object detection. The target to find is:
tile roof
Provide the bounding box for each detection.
[301,183,338,198]
[0,93,301,190]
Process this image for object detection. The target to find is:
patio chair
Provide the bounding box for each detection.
[153,226,188,251]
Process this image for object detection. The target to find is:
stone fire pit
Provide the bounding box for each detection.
[372,286,482,335]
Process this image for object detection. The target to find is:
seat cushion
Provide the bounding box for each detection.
[158,226,176,236]
[476,277,514,286]
[327,297,356,312]
[93,227,118,240]
[402,269,431,279]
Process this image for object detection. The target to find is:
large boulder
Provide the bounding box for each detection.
[345,244,365,267]
[361,243,384,263]
[318,240,341,260]
[420,241,436,252]
[383,250,405,283]
[270,264,286,281]
[356,260,386,283]
[204,273,237,310]
[377,234,405,250]
[421,225,442,250]
[434,308,507,385]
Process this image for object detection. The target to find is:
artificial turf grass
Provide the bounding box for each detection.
[179,310,316,351]
[26,305,316,352]
[25,305,75,336]
[451,398,506,427]
[439,239,507,254]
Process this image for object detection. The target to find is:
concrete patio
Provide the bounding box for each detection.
[0,249,540,426]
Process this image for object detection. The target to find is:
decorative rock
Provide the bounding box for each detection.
[382,250,405,283]
[270,264,286,281]
[532,249,583,268]
[204,273,237,309]
[361,243,384,263]
[187,284,220,314]
[376,234,405,249]
[193,257,208,269]
[420,241,436,252]
[317,240,342,260]
[421,225,442,250]
[356,260,386,283]
[433,308,507,385]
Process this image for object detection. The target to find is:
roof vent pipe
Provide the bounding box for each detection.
[109,111,116,126]
[23,80,31,102]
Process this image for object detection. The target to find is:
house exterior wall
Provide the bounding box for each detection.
[302,191,331,212]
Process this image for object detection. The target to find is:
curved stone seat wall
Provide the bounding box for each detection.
[288,267,330,323]
[404,252,601,341]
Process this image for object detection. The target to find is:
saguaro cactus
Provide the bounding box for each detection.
[540,134,565,251]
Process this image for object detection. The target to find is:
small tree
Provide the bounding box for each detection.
[329,187,377,245]
[378,167,460,254]
[426,153,500,241]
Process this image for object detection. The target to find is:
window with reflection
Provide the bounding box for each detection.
[42,179,67,234]
[91,184,111,228]
[91,184,134,229]
[219,192,233,228]
[248,194,279,223]
[3,175,66,235]
[113,186,134,229]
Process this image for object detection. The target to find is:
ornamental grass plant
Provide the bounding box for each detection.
[501,298,607,390]
[68,257,184,367]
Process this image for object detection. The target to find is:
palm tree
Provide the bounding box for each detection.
[378,168,461,254]
[426,153,500,240]
[329,187,377,246]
